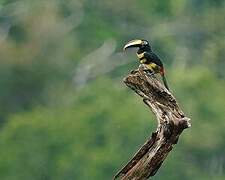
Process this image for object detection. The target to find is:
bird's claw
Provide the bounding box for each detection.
[144,70,155,77]
[138,64,155,77]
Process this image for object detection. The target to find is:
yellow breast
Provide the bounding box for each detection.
[140,58,147,63]
[137,52,144,59]
[146,63,158,71]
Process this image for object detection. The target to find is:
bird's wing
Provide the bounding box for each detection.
[144,52,163,67]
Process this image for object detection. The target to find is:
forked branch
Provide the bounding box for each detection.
[114,68,191,180]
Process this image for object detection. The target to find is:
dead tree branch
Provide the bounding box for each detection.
[114,68,191,180]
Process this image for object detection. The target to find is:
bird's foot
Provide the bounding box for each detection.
[138,64,146,71]
[138,64,156,77]
[144,70,156,77]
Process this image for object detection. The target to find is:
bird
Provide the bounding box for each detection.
[123,39,170,90]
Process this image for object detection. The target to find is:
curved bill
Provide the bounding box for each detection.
[123,39,143,51]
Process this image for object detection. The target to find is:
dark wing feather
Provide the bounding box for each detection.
[144,52,163,67]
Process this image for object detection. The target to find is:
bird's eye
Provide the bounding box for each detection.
[143,41,148,45]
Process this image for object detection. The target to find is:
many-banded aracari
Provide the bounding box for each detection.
[123,39,170,90]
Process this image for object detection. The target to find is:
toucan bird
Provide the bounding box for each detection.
[123,39,170,90]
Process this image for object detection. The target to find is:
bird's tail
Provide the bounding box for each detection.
[162,74,169,90]
[160,67,169,90]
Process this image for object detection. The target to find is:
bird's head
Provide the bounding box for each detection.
[123,39,151,51]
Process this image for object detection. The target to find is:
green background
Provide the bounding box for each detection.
[0,0,224,179]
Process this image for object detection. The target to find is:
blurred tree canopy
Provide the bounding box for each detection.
[0,0,224,179]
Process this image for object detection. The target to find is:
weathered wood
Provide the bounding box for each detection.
[114,68,191,180]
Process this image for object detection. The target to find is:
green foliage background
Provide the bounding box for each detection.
[0,0,224,179]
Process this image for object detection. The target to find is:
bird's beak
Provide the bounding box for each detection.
[123,39,143,51]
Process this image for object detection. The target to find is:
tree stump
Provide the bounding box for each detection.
[114,68,191,180]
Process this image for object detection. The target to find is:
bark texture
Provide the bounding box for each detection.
[114,68,191,180]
